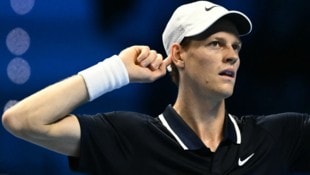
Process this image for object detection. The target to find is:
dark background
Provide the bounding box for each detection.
[0,0,309,174]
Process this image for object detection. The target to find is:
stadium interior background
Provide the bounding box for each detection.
[1,0,309,174]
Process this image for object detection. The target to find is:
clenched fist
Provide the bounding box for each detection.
[119,45,171,83]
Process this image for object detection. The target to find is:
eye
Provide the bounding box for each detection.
[232,43,242,52]
[208,41,221,48]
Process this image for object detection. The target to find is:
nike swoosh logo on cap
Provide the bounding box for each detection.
[238,153,255,166]
[205,5,217,11]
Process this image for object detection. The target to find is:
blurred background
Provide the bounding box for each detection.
[0,0,309,174]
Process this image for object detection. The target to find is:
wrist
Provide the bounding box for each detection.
[78,55,129,101]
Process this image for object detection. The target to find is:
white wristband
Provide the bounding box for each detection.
[78,55,129,101]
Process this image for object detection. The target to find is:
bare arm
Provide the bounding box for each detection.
[1,45,171,157]
[2,75,87,156]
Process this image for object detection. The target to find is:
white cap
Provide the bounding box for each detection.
[162,1,252,55]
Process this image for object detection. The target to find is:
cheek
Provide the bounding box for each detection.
[187,51,214,68]
[187,57,215,83]
[193,56,216,73]
[235,61,240,72]
[184,49,218,79]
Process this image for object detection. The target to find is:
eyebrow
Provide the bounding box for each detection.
[212,36,242,46]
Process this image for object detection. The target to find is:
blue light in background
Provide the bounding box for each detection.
[0,1,177,174]
[1,0,309,174]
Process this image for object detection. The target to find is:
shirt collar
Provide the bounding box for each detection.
[158,105,242,150]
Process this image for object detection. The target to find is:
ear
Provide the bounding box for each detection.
[171,43,185,69]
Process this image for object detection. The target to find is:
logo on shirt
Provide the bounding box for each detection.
[238,153,255,166]
[205,5,217,11]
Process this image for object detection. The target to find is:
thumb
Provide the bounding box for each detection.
[159,54,172,72]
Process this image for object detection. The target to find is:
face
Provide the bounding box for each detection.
[177,31,242,100]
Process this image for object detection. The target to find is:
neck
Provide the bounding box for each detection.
[173,89,226,152]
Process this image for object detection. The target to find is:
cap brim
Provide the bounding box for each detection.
[222,11,252,36]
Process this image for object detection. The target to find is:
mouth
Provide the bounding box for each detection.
[219,69,235,78]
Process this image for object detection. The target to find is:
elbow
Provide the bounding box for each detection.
[2,109,25,137]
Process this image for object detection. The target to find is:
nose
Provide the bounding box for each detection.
[224,46,239,65]
[225,57,238,65]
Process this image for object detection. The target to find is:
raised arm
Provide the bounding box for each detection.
[1,45,171,157]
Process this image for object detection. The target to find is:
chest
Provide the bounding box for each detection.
[128,128,287,175]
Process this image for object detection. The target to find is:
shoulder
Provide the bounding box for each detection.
[76,111,157,129]
[239,112,310,137]
[106,111,156,125]
[241,112,309,126]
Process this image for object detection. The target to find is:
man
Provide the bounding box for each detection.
[2,1,310,174]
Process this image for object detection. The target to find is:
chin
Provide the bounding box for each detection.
[211,90,233,100]
[207,84,235,99]
[219,88,234,99]
[223,93,233,99]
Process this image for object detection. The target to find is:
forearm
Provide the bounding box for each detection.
[2,75,88,136]
[1,45,170,155]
